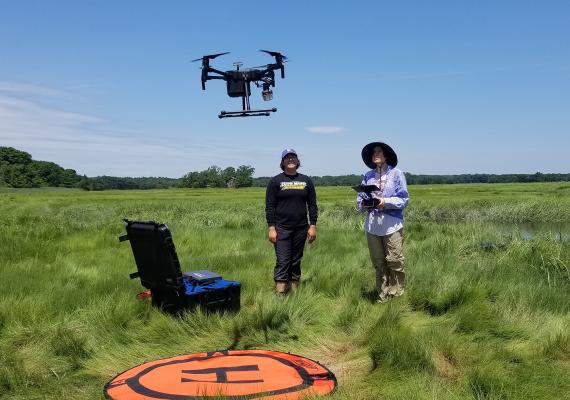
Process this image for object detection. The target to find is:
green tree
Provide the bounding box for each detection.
[235,165,255,188]
[0,147,32,166]
[203,166,224,187]
[1,164,34,187]
[0,147,35,187]
[221,167,236,188]
[181,171,207,188]
[29,160,62,186]
[0,147,83,188]
[61,169,80,187]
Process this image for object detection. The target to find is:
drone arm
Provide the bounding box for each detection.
[201,68,229,90]
[207,67,228,77]
[265,63,285,79]
[202,75,225,90]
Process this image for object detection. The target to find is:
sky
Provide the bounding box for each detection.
[1,0,569,177]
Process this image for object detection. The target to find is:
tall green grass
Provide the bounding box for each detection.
[0,183,569,399]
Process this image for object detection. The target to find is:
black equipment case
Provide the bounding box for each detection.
[119,220,240,313]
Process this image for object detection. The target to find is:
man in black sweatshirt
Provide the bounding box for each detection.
[265,148,318,294]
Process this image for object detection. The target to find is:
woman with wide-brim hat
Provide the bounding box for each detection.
[357,141,409,303]
[265,148,318,295]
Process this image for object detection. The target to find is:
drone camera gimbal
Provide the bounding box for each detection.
[192,50,287,118]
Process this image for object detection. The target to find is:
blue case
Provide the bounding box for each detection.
[184,279,241,311]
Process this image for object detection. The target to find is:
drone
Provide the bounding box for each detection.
[192,50,287,119]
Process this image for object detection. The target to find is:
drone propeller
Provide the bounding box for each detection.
[260,50,287,79]
[190,52,230,63]
[259,50,287,60]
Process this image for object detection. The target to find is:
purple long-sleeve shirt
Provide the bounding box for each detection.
[357,166,409,236]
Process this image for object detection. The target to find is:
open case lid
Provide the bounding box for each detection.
[119,220,183,290]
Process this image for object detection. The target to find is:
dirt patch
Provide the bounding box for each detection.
[302,341,372,385]
[432,351,459,379]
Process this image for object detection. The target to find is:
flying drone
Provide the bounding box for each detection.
[192,50,287,119]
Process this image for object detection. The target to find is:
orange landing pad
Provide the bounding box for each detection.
[104,349,337,399]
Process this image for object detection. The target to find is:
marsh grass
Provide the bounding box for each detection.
[0,183,569,399]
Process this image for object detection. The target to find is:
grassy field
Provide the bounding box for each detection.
[1,183,569,399]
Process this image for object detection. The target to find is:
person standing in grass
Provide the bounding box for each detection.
[357,142,409,303]
[265,148,318,295]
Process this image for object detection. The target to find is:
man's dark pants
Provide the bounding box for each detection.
[274,225,308,282]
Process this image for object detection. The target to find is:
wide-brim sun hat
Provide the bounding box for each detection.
[361,142,398,169]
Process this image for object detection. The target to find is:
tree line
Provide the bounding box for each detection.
[79,176,182,191]
[1,146,568,190]
[0,147,82,188]
[254,172,570,186]
[403,172,570,184]
[0,147,256,190]
[180,165,255,188]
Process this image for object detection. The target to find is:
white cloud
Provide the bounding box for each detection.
[0,81,65,97]
[0,84,253,177]
[305,126,347,134]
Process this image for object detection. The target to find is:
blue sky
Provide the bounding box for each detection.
[1,0,569,177]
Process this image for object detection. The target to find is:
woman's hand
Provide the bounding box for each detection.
[307,225,317,243]
[268,226,277,244]
[376,198,385,209]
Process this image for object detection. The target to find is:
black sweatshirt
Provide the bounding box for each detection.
[265,172,318,228]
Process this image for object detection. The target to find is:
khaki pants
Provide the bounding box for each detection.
[366,229,405,297]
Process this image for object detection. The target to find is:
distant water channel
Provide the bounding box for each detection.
[493,223,570,242]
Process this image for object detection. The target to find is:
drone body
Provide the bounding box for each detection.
[192,50,287,118]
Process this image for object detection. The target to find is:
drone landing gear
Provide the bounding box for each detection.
[218,108,277,119]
